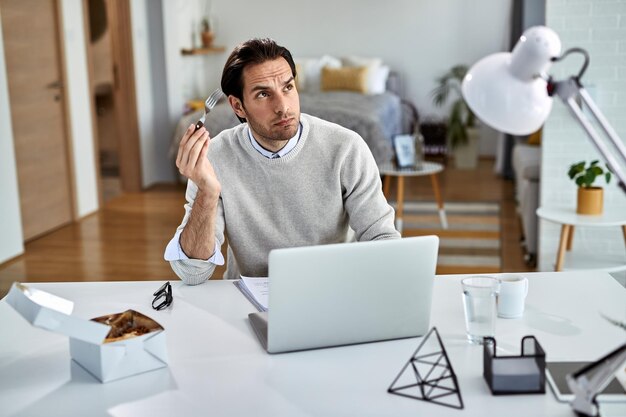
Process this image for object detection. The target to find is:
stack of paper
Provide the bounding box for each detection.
[233,276,269,312]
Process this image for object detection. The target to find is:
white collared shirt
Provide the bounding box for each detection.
[247,123,301,158]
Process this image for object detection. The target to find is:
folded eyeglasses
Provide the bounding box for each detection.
[152,281,173,310]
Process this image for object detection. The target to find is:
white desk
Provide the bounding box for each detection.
[537,206,626,272]
[0,272,624,417]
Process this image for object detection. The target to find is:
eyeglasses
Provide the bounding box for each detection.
[152,281,173,310]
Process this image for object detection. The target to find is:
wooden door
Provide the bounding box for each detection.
[1,0,74,240]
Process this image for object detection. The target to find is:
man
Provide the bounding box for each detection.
[165,38,399,285]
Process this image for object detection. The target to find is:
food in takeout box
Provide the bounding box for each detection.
[92,309,163,343]
[6,282,168,383]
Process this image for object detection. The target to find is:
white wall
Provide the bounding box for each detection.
[162,0,513,156]
[0,9,24,264]
[130,0,155,188]
[131,0,173,187]
[539,0,626,270]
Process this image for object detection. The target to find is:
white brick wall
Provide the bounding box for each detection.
[540,0,626,271]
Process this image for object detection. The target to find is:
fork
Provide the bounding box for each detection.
[195,89,225,132]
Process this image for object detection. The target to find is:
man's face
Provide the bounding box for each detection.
[229,58,300,151]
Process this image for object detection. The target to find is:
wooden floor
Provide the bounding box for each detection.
[0,157,532,297]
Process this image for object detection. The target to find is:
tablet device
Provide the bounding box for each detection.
[546,361,626,403]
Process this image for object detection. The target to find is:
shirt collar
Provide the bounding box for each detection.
[248,123,302,159]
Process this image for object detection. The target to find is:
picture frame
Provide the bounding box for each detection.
[394,134,416,168]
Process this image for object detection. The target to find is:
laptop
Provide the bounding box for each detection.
[248,235,439,353]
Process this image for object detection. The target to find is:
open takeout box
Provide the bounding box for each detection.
[6,282,168,383]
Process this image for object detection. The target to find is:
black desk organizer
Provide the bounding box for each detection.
[388,327,464,409]
[483,336,546,395]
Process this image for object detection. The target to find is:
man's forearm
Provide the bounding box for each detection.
[180,190,219,260]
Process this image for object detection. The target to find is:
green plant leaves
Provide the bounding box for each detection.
[568,161,585,179]
[448,100,468,147]
[431,65,476,148]
[567,160,612,188]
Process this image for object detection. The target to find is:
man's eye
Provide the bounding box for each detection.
[285,84,294,91]
[257,91,269,98]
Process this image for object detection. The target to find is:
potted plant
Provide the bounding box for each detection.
[567,160,612,215]
[431,65,479,169]
[200,17,214,48]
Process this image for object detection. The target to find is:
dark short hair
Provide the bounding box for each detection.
[221,38,297,122]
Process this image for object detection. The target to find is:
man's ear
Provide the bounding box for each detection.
[228,96,246,119]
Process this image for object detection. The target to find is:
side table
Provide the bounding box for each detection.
[379,161,448,232]
[536,206,626,272]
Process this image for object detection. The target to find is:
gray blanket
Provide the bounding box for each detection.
[171,91,401,165]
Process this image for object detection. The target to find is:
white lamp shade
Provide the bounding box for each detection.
[461,26,562,136]
[462,53,552,135]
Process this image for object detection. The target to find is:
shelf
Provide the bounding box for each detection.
[181,46,226,56]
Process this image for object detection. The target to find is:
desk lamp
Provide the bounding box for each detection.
[461,26,626,195]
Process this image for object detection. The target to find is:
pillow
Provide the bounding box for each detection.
[341,55,389,94]
[368,65,390,95]
[294,55,342,92]
[341,55,383,69]
[320,66,368,93]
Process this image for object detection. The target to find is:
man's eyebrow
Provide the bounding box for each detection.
[249,76,295,92]
[250,84,269,93]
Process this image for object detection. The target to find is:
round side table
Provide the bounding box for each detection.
[536,206,626,272]
[378,161,448,232]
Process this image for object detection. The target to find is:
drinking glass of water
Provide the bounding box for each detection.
[462,276,500,345]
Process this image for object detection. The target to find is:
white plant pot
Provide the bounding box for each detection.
[453,127,480,169]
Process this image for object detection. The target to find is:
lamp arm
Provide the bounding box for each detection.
[578,88,626,164]
[551,48,590,81]
[566,343,626,417]
[552,78,626,194]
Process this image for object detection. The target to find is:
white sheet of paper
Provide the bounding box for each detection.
[240,276,269,311]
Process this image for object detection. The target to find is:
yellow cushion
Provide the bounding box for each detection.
[320,66,368,93]
[527,127,542,146]
[186,100,205,111]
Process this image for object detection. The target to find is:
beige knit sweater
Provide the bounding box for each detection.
[168,113,399,285]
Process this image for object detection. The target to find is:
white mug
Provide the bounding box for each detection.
[497,274,528,318]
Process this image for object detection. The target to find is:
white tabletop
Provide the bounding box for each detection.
[1,272,625,417]
[378,161,444,176]
[537,206,626,227]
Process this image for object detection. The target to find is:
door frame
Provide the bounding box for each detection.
[83,0,142,196]
[55,0,79,222]
[80,0,103,209]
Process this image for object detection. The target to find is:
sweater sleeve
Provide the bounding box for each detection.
[168,179,227,285]
[340,135,401,241]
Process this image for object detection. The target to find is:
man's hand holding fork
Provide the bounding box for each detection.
[176,89,224,200]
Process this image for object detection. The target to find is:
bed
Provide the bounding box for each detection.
[170,56,417,166]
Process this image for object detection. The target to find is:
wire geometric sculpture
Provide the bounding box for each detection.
[388,327,464,409]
